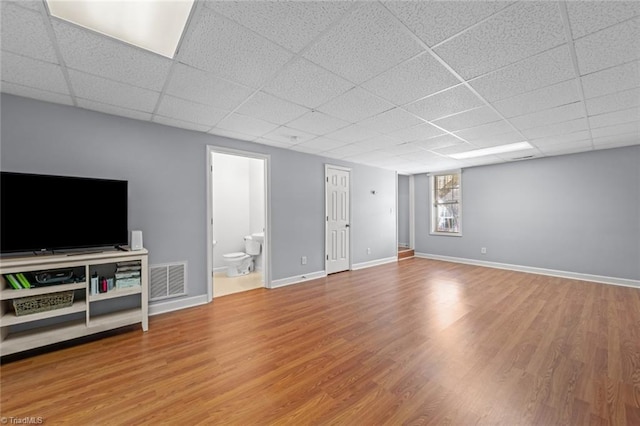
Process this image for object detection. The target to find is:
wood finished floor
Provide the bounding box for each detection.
[2,258,639,425]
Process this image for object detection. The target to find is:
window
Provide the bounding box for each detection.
[430,171,461,236]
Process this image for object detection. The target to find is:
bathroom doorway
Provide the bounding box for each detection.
[206,146,270,301]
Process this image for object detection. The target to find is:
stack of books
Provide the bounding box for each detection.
[4,273,32,289]
[115,261,141,289]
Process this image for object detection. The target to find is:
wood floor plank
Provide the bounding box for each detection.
[1,258,639,424]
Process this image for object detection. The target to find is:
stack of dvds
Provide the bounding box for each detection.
[115,261,141,289]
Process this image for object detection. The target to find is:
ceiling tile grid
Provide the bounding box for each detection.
[1,2,58,63]
[361,52,460,105]
[433,2,566,80]
[177,7,293,89]
[51,20,173,91]
[204,1,353,53]
[67,69,160,113]
[302,2,424,84]
[1,0,639,174]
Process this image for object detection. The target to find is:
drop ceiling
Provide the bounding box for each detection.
[1,1,638,174]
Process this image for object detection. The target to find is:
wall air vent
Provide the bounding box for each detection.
[149,262,187,301]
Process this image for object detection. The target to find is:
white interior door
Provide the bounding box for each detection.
[326,165,350,274]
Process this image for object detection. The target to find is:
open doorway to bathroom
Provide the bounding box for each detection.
[206,146,269,301]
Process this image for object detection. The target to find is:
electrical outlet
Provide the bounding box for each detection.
[481,247,487,254]
[367,248,371,255]
[301,256,307,265]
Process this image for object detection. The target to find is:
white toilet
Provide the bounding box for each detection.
[222,236,261,277]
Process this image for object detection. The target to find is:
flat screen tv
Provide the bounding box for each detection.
[1,171,128,254]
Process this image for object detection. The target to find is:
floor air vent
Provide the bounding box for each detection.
[150,262,187,301]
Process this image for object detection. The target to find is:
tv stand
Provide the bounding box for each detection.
[0,249,148,356]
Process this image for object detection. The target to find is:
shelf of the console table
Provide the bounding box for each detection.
[0,282,86,300]
[1,300,87,326]
[88,309,142,329]
[89,286,142,302]
[0,319,88,356]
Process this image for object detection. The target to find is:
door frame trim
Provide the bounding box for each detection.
[324,164,352,275]
[206,145,271,303]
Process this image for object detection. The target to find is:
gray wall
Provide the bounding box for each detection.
[0,94,397,299]
[415,146,640,280]
[397,174,410,247]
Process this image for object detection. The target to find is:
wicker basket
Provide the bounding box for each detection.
[12,291,74,316]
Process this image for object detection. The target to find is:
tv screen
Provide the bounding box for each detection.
[1,172,128,254]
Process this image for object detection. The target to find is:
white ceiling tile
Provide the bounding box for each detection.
[537,139,593,156]
[386,123,445,143]
[179,8,293,88]
[588,107,639,129]
[357,108,424,135]
[465,131,528,148]
[205,1,352,53]
[433,2,565,79]
[0,82,73,106]
[470,45,575,102]
[1,51,69,94]
[153,116,212,133]
[567,1,640,39]
[316,87,394,123]
[354,135,403,150]
[404,84,484,121]
[302,3,423,84]
[216,113,280,137]
[529,130,592,148]
[261,126,317,145]
[52,20,172,91]
[286,111,350,136]
[165,64,253,111]
[156,95,227,127]
[346,150,391,163]
[377,143,424,157]
[76,99,152,121]
[431,106,502,132]
[491,79,581,118]
[413,134,465,151]
[581,60,640,99]
[263,58,353,108]
[509,102,585,131]
[324,143,372,158]
[208,128,256,142]
[6,1,41,12]
[521,118,588,140]
[431,142,479,156]
[324,123,382,143]
[234,91,309,125]
[253,137,294,148]
[383,1,513,47]
[454,120,515,141]
[575,18,640,76]
[293,137,347,153]
[590,122,639,139]
[585,88,640,116]
[1,2,57,62]
[361,52,460,105]
[68,70,159,112]
[592,132,639,149]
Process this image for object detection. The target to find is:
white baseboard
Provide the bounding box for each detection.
[270,270,326,288]
[149,294,209,316]
[414,252,640,289]
[351,256,398,271]
[212,266,227,273]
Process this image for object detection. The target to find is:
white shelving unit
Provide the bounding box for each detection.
[0,249,148,356]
